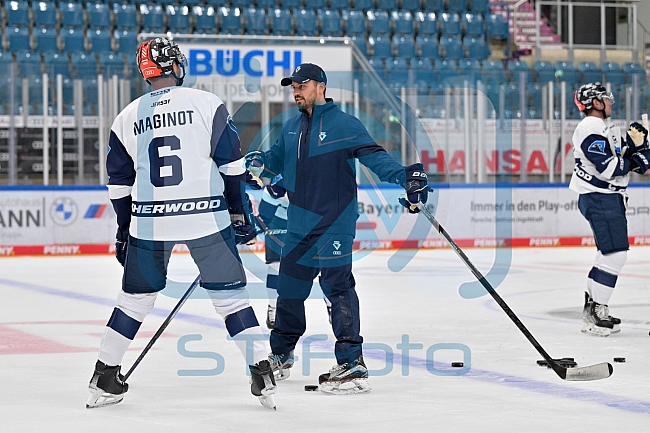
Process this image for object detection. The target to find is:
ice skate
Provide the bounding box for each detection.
[86,361,129,409]
[250,360,277,410]
[326,305,332,324]
[318,355,371,395]
[582,295,616,337]
[269,351,294,381]
[583,292,620,334]
[266,305,276,330]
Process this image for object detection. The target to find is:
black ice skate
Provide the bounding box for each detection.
[266,304,276,329]
[582,294,616,337]
[583,292,620,334]
[249,360,277,410]
[269,351,294,381]
[86,361,129,409]
[326,305,332,324]
[318,355,371,395]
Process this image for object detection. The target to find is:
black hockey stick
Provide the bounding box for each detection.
[123,275,202,381]
[419,205,613,381]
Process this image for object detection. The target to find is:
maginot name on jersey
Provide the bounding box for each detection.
[133,110,195,136]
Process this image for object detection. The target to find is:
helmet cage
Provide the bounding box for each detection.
[137,38,188,85]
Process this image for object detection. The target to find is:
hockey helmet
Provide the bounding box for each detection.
[574,83,614,112]
[136,38,187,85]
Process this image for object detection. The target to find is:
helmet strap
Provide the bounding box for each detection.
[171,62,186,86]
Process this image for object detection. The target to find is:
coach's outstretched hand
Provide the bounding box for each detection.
[399,163,431,214]
[115,228,128,266]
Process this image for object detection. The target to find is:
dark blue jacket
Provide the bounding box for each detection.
[259,99,405,236]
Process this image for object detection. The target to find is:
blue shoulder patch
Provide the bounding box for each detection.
[587,140,607,155]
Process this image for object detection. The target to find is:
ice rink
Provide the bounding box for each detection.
[1,245,649,432]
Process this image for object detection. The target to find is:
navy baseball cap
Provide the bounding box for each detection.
[280,63,327,86]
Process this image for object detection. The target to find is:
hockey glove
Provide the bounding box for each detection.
[231,214,258,245]
[115,228,128,266]
[626,122,649,151]
[399,163,431,214]
[245,170,264,190]
[629,148,650,174]
[244,151,265,177]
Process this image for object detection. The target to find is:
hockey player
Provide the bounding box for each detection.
[571,83,650,336]
[245,63,429,394]
[87,38,276,409]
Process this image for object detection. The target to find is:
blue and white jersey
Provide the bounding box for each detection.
[569,116,631,195]
[106,86,245,241]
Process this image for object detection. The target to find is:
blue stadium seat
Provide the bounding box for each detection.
[601,62,625,86]
[233,0,254,6]
[306,0,327,8]
[378,0,398,10]
[368,57,387,82]
[367,10,391,35]
[28,76,52,111]
[424,0,443,12]
[72,53,97,78]
[527,82,543,117]
[140,4,166,33]
[504,82,521,115]
[355,0,374,11]
[320,10,342,37]
[554,61,578,84]
[483,59,506,82]
[578,61,602,84]
[350,35,368,56]
[194,6,217,34]
[462,12,484,37]
[0,52,14,77]
[434,58,458,84]
[447,0,467,13]
[256,0,276,8]
[393,35,416,58]
[34,27,59,52]
[86,3,111,28]
[100,53,125,78]
[82,78,98,114]
[329,0,351,10]
[508,59,531,82]
[244,7,268,35]
[487,13,509,41]
[114,29,138,54]
[469,0,489,13]
[623,62,647,85]
[283,0,302,8]
[183,0,205,5]
[8,26,32,52]
[464,36,489,60]
[368,35,392,59]
[413,58,434,84]
[459,59,482,83]
[392,11,414,35]
[440,35,462,59]
[167,5,191,33]
[61,27,86,53]
[88,29,113,53]
[60,2,84,28]
[440,12,461,36]
[5,1,30,26]
[415,11,438,37]
[416,35,439,59]
[386,57,410,87]
[270,8,292,36]
[113,4,138,30]
[294,9,317,36]
[533,60,555,83]
[401,0,421,12]
[343,10,367,36]
[218,7,242,35]
[44,52,71,78]
[33,1,57,27]
[16,51,42,78]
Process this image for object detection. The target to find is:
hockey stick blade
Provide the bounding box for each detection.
[642,113,649,131]
[419,206,613,381]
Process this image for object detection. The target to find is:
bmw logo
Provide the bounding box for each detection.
[50,197,78,226]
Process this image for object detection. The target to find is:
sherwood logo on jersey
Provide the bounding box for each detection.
[131,196,226,217]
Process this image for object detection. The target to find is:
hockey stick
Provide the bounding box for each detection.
[642,113,649,130]
[123,275,202,381]
[419,205,613,381]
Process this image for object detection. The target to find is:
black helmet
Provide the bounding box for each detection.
[574,83,614,112]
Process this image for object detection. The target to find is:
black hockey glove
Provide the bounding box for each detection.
[115,227,128,266]
[399,163,431,214]
[245,170,264,190]
[626,122,649,152]
[244,151,265,177]
[231,214,258,245]
[628,148,650,174]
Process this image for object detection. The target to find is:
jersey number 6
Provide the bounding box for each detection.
[149,135,183,187]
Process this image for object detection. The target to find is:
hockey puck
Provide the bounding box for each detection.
[613,357,626,363]
[451,362,464,368]
[304,385,319,391]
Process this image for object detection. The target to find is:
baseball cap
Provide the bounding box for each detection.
[280,63,327,86]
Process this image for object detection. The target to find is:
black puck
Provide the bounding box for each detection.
[304,385,319,391]
[451,362,464,367]
[613,357,626,363]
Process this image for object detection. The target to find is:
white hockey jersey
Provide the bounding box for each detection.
[106,86,245,241]
[569,116,631,195]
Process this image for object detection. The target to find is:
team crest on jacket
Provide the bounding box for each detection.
[319,132,327,141]
[587,140,606,155]
[332,240,341,255]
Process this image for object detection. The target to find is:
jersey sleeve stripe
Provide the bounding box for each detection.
[108,184,133,200]
[219,157,246,176]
